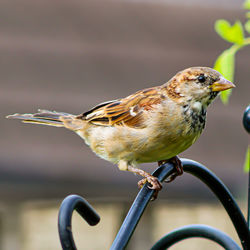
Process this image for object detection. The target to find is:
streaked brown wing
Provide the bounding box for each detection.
[77,87,163,128]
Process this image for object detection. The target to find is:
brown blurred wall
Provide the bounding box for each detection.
[1,0,249,201]
[0,1,249,248]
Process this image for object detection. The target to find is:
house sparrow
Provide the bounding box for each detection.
[7,67,235,199]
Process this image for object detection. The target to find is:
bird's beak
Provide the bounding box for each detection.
[210,78,236,92]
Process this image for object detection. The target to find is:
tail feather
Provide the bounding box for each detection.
[37,109,72,116]
[6,110,86,130]
[6,110,70,127]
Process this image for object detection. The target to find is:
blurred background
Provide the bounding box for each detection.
[1,0,249,249]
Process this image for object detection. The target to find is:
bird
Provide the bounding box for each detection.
[7,67,235,199]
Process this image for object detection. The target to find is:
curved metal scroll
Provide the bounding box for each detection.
[151,224,241,250]
[182,159,250,249]
[58,194,100,250]
[111,160,249,250]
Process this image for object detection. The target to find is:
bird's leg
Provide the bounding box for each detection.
[127,166,162,189]
[158,155,183,183]
[118,160,162,200]
[127,166,162,200]
[128,166,162,201]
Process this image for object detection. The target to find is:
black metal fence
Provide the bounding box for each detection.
[58,105,250,250]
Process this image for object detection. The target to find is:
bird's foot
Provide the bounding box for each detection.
[138,176,162,189]
[158,156,183,183]
[138,176,162,200]
[127,165,162,200]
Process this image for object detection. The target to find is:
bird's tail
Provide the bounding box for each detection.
[6,109,84,130]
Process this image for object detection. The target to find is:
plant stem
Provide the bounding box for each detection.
[230,37,250,53]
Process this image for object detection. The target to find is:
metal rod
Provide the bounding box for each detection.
[151,224,241,250]
[110,164,176,250]
[248,149,250,233]
[111,159,249,250]
[243,105,250,134]
[58,194,100,250]
[243,105,250,230]
[182,159,250,249]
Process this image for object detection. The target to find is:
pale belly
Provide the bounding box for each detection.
[76,124,201,165]
[134,134,199,163]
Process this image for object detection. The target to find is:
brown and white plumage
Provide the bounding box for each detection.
[7,67,235,199]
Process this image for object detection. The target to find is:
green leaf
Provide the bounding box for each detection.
[245,20,250,33]
[243,0,250,10]
[244,147,250,172]
[214,48,236,104]
[214,49,235,81]
[215,20,244,45]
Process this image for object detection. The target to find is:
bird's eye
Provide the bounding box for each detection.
[198,74,206,83]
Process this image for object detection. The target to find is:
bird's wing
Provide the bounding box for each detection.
[78,87,163,128]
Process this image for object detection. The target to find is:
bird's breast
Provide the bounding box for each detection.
[133,103,204,163]
[182,102,207,134]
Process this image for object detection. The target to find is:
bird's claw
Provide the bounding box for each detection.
[138,176,162,201]
[159,156,183,183]
[165,172,179,183]
[147,177,162,190]
[138,178,147,188]
[138,176,162,189]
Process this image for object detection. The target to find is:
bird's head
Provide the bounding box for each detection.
[164,67,235,107]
